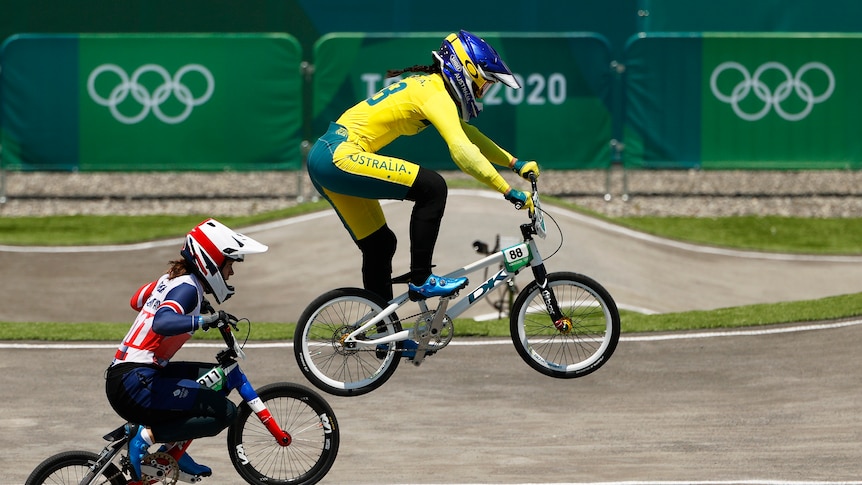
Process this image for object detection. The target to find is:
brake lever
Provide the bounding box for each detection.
[201,298,215,315]
[220,323,246,360]
[529,173,538,216]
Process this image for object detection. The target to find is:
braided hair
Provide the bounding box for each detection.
[385,57,441,79]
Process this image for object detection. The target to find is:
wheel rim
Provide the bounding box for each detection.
[517,280,615,372]
[236,394,335,482]
[301,296,396,390]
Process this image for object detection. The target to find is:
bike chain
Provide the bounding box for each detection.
[87,454,127,484]
[99,464,126,484]
[355,309,455,357]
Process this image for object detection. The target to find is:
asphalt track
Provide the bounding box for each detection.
[3,189,862,484]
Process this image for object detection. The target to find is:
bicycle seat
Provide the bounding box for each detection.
[103,423,129,442]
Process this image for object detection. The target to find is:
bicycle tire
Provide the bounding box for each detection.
[510,271,620,378]
[25,450,126,485]
[294,287,403,396]
[227,382,340,485]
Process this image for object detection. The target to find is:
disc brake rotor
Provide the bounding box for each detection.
[140,451,179,485]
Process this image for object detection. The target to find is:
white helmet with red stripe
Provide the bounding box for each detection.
[180,218,268,303]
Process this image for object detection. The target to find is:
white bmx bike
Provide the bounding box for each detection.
[294,175,621,396]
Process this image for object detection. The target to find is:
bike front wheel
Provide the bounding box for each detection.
[228,382,340,485]
[294,287,403,396]
[25,451,125,485]
[510,271,620,378]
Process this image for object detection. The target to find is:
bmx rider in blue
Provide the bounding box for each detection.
[307,29,540,309]
[104,218,268,480]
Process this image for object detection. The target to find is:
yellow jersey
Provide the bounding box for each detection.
[335,73,513,194]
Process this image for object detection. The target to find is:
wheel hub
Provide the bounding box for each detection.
[554,317,573,334]
[332,326,358,355]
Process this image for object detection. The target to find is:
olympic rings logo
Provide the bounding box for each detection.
[709,61,835,122]
[87,64,215,125]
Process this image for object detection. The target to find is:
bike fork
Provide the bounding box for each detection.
[530,263,571,332]
[232,369,292,446]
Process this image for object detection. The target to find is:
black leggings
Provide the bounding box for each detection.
[105,361,237,443]
[357,168,447,301]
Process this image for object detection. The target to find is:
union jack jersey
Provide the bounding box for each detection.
[111,273,204,368]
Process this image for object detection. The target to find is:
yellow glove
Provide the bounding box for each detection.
[504,189,534,212]
[511,159,540,180]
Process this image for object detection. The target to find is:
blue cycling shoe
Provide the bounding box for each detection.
[401,339,419,359]
[177,452,212,477]
[408,274,468,299]
[156,444,213,477]
[399,339,437,360]
[125,424,150,480]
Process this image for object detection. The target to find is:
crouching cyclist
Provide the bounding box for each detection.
[104,218,267,480]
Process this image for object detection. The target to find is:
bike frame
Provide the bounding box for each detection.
[340,176,564,355]
[340,239,539,343]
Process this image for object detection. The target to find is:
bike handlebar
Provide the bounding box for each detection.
[216,318,246,361]
[527,173,546,239]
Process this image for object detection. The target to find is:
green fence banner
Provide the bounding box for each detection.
[624,33,862,169]
[312,33,614,170]
[0,33,303,171]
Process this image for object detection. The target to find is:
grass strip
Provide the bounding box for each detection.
[3,292,861,341]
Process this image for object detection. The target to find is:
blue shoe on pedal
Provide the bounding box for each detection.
[157,445,213,477]
[408,274,468,299]
[177,452,212,477]
[401,339,419,359]
[125,424,150,480]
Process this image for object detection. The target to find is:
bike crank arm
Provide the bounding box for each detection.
[140,461,204,483]
[411,296,451,366]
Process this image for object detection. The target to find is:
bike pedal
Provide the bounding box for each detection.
[179,470,206,482]
[405,349,436,361]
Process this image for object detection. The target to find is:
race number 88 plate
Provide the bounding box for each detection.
[502,242,531,272]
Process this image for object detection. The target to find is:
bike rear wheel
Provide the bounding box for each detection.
[294,287,403,396]
[25,451,125,485]
[510,271,620,378]
[228,382,340,485]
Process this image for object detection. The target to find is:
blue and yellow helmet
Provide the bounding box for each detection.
[433,30,521,121]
